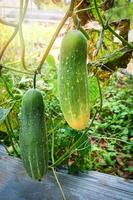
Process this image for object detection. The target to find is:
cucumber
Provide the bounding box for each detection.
[58,30,90,130]
[19,88,48,180]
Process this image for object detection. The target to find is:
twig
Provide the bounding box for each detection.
[36,0,75,73]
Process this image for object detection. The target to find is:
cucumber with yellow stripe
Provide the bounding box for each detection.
[19,88,48,180]
[58,30,90,130]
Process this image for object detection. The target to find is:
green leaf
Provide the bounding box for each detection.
[88,76,100,108]
[46,54,56,68]
[0,108,11,124]
[125,167,133,172]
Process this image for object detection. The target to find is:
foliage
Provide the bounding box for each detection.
[1,59,133,178]
[106,0,133,22]
[0,0,133,180]
[87,74,133,178]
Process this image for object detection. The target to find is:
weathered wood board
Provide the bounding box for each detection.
[0,145,133,200]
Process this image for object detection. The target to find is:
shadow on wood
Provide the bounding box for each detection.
[0,145,133,200]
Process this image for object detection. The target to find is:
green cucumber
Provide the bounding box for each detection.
[58,30,90,130]
[19,88,48,180]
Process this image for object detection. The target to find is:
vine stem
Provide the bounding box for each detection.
[4,120,19,156]
[93,0,133,49]
[0,27,18,60]
[88,135,132,145]
[72,14,89,39]
[2,65,34,75]
[49,121,67,200]
[106,25,133,49]
[33,71,37,89]
[19,0,27,70]
[74,0,84,10]
[36,0,76,73]
[50,167,67,200]
[75,6,95,14]
[0,18,17,27]
[94,0,104,28]
[50,108,99,167]
[0,0,29,60]
[96,74,102,112]
[0,76,14,98]
[51,129,55,164]
[50,73,102,167]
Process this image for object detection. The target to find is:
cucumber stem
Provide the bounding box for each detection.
[33,71,37,89]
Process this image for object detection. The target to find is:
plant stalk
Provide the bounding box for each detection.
[36,0,76,73]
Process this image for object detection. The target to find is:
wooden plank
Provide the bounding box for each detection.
[0,146,133,200]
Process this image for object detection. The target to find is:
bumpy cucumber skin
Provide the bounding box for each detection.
[58,30,90,130]
[20,89,48,180]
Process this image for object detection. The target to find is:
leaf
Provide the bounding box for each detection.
[0,108,11,124]
[90,0,104,20]
[88,76,100,108]
[46,54,56,68]
[125,167,133,172]
[19,75,32,85]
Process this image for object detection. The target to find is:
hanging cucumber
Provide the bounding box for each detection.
[19,88,48,180]
[58,30,90,130]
